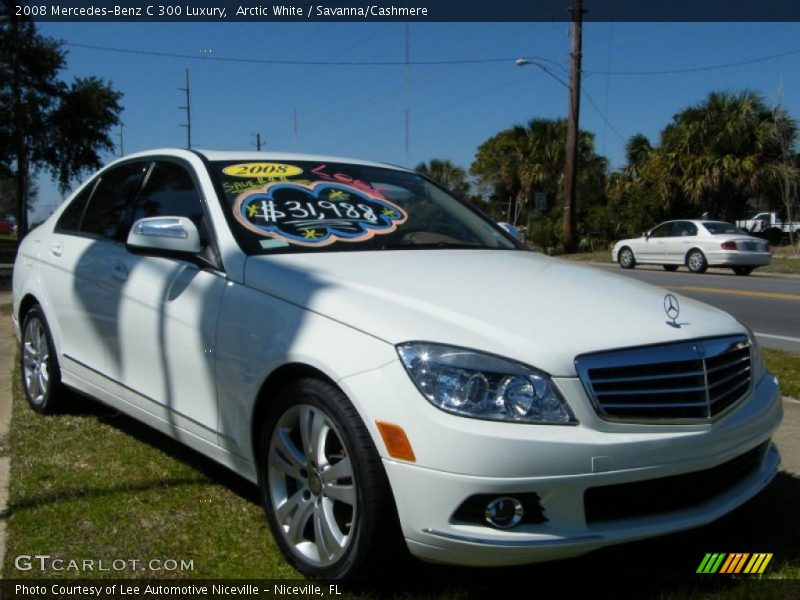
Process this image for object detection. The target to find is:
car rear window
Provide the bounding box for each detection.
[702,221,746,235]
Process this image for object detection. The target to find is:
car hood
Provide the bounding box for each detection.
[244,250,744,377]
[614,236,643,247]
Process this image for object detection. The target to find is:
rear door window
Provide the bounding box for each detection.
[56,178,98,233]
[673,221,698,237]
[80,162,148,241]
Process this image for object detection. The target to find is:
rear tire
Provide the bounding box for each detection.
[662,265,679,272]
[618,247,636,269]
[20,304,66,414]
[257,378,403,580]
[686,249,708,274]
[732,266,753,276]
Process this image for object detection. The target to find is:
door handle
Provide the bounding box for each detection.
[111,262,129,282]
[49,243,62,257]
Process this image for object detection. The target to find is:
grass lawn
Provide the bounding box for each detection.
[765,349,800,398]
[4,355,800,595]
[4,363,297,580]
[558,244,800,275]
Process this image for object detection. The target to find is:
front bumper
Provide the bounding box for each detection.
[388,441,779,566]
[340,361,782,566]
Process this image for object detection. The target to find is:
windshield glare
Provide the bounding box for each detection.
[702,221,746,235]
[211,160,519,255]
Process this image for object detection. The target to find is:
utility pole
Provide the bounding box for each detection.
[252,132,262,151]
[117,123,124,156]
[179,68,192,149]
[403,24,410,159]
[563,0,584,253]
[293,108,298,151]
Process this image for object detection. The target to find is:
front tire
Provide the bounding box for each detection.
[686,249,708,274]
[733,266,753,276]
[618,247,636,269]
[257,378,402,579]
[21,304,66,414]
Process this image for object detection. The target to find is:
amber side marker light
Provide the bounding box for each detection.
[375,421,416,462]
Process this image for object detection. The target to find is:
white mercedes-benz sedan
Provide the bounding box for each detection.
[612,219,772,275]
[13,150,782,579]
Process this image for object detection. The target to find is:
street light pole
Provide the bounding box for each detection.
[516,0,584,252]
[563,0,584,253]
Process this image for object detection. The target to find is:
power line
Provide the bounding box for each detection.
[66,42,530,66]
[323,73,529,153]
[582,86,625,142]
[264,23,561,143]
[517,58,625,142]
[585,47,800,76]
[66,40,800,76]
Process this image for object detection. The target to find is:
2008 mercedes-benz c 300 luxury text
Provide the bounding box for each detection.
[13,150,782,579]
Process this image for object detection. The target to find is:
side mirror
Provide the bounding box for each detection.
[127,216,202,255]
[643,231,650,240]
[498,221,520,240]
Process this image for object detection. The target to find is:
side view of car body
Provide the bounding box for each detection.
[13,150,782,579]
[612,219,772,275]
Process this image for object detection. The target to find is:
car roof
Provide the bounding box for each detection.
[661,219,733,225]
[114,148,412,173]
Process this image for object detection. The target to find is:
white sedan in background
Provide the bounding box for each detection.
[612,220,772,276]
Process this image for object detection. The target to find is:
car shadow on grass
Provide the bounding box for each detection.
[58,390,261,507]
[59,392,800,595]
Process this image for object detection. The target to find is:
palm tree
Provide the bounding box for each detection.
[471,118,608,249]
[624,134,653,179]
[414,159,470,198]
[657,90,797,220]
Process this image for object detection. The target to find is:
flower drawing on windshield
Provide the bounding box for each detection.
[233,181,408,246]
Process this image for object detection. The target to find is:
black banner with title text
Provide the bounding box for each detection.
[2,0,800,23]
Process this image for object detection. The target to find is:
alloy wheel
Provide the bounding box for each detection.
[619,248,634,268]
[267,404,357,567]
[688,250,706,273]
[22,317,49,406]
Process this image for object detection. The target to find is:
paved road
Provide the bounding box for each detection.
[588,264,800,353]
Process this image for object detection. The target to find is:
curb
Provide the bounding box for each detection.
[0,293,13,578]
[564,259,800,279]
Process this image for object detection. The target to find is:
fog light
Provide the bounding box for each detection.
[484,497,524,529]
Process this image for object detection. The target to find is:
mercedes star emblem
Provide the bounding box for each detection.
[664,293,680,326]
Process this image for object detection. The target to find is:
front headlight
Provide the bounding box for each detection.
[397,342,577,425]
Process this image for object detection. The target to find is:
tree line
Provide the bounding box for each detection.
[416,90,799,253]
[1,18,122,236]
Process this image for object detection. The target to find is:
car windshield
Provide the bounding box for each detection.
[210,159,521,255]
[702,221,746,235]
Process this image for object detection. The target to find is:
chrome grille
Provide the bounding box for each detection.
[575,336,751,422]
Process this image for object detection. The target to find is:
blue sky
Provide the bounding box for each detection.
[31,21,800,219]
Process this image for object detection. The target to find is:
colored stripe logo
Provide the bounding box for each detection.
[697,553,773,574]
